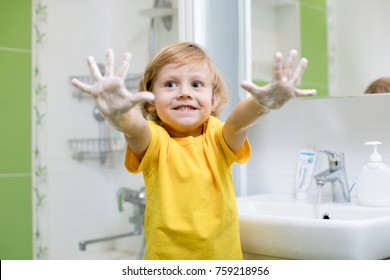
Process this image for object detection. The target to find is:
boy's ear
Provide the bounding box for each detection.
[144,102,156,113]
[211,95,217,112]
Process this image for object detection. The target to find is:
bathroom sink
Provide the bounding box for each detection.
[237,194,390,259]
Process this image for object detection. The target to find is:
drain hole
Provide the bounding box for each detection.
[322,213,331,220]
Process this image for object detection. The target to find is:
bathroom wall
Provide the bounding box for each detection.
[245,0,390,197]
[251,0,328,97]
[246,94,390,200]
[331,0,390,97]
[38,0,178,259]
[0,0,33,259]
[40,0,145,259]
[2,0,179,260]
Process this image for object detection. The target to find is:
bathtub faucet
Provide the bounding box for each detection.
[79,186,146,255]
[314,149,351,203]
[117,186,146,212]
[117,187,145,235]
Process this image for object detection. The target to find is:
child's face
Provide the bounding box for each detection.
[152,61,213,137]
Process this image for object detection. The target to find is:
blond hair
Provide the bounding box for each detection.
[138,42,228,123]
[364,77,390,94]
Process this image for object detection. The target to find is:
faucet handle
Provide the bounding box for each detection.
[316,149,345,171]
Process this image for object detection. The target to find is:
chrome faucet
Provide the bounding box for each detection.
[79,186,146,259]
[117,187,146,235]
[117,186,146,212]
[314,150,351,203]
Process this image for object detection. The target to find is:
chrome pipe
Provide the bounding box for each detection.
[78,231,141,251]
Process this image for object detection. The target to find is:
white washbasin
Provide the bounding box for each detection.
[237,194,390,259]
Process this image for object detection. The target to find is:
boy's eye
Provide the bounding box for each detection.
[192,81,203,88]
[165,81,178,88]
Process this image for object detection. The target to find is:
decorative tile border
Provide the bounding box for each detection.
[32,0,49,259]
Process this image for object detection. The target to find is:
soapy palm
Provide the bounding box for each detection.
[241,50,316,110]
[71,49,154,122]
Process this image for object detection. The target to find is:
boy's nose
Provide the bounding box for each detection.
[177,87,193,99]
[177,92,192,99]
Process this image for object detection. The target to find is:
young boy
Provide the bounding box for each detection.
[72,42,316,259]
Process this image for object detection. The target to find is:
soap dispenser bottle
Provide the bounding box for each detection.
[356,141,390,207]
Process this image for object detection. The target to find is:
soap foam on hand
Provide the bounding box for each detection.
[295,149,317,200]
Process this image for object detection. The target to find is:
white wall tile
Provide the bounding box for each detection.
[246,94,390,199]
[41,0,178,259]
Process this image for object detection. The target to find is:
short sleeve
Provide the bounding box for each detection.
[124,121,161,174]
[214,124,251,165]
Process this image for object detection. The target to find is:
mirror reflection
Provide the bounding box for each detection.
[251,0,390,97]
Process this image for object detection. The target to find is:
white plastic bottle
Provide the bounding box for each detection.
[356,141,390,207]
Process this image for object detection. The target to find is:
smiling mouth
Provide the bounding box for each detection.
[173,105,197,110]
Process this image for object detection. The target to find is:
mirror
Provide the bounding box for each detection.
[250,0,390,98]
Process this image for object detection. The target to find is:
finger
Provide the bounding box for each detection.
[105,48,115,77]
[128,91,155,105]
[87,56,103,81]
[71,78,96,96]
[240,80,259,94]
[117,52,131,79]
[291,58,308,85]
[283,49,298,79]
[295,88,317,96]
[273,52,283,81]
[240,80,272,96]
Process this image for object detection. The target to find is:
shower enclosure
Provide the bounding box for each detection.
[33,0,179,259]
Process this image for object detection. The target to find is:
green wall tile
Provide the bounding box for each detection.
[0,0,32,50]
[300,0,329,97]
[0,51,32,173]
[0,176,33,259]
[0,0,33,260]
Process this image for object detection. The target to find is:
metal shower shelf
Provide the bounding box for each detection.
[70,73,143,99]
[69,137,126,162]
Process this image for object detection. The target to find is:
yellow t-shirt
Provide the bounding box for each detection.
[125,116,251,259]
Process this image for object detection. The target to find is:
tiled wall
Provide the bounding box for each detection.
[300,0,328,97]
[0,0,33,259]
[39,0,178,259]
[246,94,390,199]
[0,0,179,260]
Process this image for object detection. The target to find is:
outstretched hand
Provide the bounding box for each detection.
[71,49,154,122]
[240,50,316,111]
